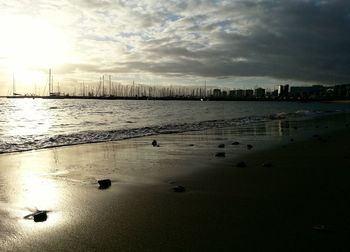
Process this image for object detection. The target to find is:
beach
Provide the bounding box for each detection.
[0,117,350,251]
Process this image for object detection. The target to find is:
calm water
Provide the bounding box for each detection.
[0,98,349,153]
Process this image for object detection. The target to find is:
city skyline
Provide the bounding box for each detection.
[1,0,350,95]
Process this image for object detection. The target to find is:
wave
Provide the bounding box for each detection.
[0,109,343,154]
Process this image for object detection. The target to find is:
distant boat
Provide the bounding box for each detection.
[6,74,30,98]
[42,93,64,99]
[42,69,64,99]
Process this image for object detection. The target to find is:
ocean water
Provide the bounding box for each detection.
[0,98,349,153]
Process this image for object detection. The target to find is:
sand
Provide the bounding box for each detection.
[1,124,350,251]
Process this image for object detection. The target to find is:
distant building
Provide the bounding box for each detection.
[213,89,221,97]
[290,85,326,99]
[254,88,266,98]
[334,84,350,98]
[229,90,236,96]
[236,89,244,97]
[244,89,254,97]
[277,84,289,97]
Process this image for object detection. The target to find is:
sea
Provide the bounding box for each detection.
[0,98,350,154]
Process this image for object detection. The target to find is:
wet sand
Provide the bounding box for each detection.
[1,125,350,251]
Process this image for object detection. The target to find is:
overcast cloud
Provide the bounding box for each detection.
[1,0,349,89]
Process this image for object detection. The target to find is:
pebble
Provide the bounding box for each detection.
[236,161,247,168]
[98,179,111,189]
[215,152,226,157]
[33,211,48,222]
[173,185,186,193]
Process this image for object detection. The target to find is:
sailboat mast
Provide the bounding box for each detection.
[109,75,111,96]
[12,73,16,95]
[102,75,105,96]
[49,68,52,95]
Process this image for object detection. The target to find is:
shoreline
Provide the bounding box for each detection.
[2,95,350,102]
[1,124,350,251]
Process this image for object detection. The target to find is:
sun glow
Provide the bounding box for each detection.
[0,15,72,81]
[5,99,52,136]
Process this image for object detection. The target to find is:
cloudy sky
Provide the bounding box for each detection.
[0,0,349,94]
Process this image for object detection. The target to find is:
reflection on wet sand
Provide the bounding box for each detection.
[0,112,350,251]
[0,151,65,237]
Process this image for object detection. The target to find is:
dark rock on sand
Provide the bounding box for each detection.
[215,152,226,157]
[33,211,48,222]
[218,144,225,148]
[231,141,240,145]
[152,140,158,147]
[262,163,272,168]
[98,179,111,189]
[236,161,247,168]
[247,144,253,150]
[24,209,49,222]
[290,138,294,142]
[173,185,186,192]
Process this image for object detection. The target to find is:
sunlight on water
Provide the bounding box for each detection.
[0,98,350,153]
[4,99,52,136]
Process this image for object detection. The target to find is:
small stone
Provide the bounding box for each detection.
[33,211,48,222]
[262,163,272,167]
[152,140,157,147]
[231,141,240,145]
[236,161,247,168]
[215,152,226,157]
[188,144,194,147]
[290,138,294,142]
[173,185,186,192]
[247,144,253,150]
[98,179,111,189]
[218,144,225,148]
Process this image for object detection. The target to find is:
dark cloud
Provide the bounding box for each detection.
[122,0,350,84]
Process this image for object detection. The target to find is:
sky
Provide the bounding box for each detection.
[0,0,349,95]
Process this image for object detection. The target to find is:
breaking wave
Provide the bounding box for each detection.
[0,109,343,154]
